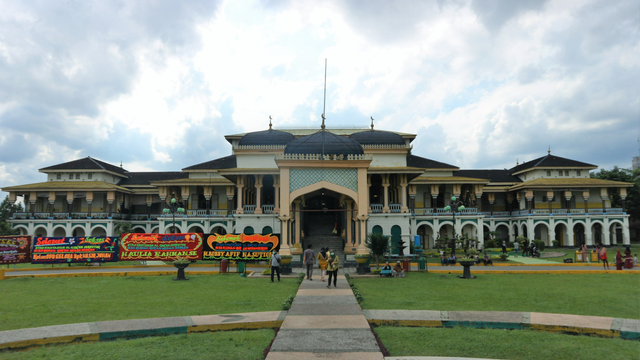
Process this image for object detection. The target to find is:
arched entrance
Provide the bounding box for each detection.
[533,223,549,245]
[573,223,586,246]
[554,223,567,246]
[591,223,603,245]
[417,224,434,249]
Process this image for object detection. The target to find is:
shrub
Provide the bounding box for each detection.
[281,295,294,310]
[552,240,560,248]
[371,269,381,274]
[484,239,496,248]
[262,269,271,275]
[499,254,509,261]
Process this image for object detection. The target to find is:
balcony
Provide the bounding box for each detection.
[370,204,383,213]
[389,204,401,213]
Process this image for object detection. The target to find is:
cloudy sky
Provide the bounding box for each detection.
[0,0,638,195]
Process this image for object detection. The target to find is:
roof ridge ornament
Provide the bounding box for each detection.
[371,116,374,130]
[548,146,551,155]
[321,113,326,130]
[269,115,272,130]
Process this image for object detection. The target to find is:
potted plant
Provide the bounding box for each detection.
[280,254,293,266]
[172,257,191,281]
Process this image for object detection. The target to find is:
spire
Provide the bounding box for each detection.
[321,113,326,130]
[370,116,374,130]
[269,115,272,130]
[120,161,123,168]
[516,158,519,165]
[548,146,551,155]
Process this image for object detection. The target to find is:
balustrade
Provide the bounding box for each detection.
[243,205,256,214]
[370,204,383,213]
[262,205,274,214]
[389,204,401,213]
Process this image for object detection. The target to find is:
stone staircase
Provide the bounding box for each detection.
[300,212,349,266]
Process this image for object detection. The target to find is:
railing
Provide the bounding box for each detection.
[552,209,567,215]
[91,213,109,219]
[436,208,452,215]
[243,205,256,214]
[275,153,373,161]
[187,210,208,217]
[589,209,603,214]
[531,209,549,216]
[370,204,383,213]
[493,211,510,217]
[262,205,275,214]
[607,208,623,214]
[389,204,401,213]
[460,208,478,215]
[413,208,433,215]
[52,212,68,219]
[210,210,228,217]
[11,212,28,219]
[570,209,585,214]
[130,214,150,220]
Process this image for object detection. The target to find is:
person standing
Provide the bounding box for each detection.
[501,241,507,255]
[270,249,281,283]
[581,244,589,263]
[326,250,339,288]
[600,245,610,270]
[317,247,328,282]
[615,250,623,271]
[522,240,529,257]
[514,240,519,258]
[303,244,315,280]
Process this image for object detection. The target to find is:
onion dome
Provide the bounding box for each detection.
[238,130,295,146]
[349,130,405,145]
[284,131,364,156]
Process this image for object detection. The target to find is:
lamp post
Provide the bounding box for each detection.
[163,197,185,233]
[443,196,465,256]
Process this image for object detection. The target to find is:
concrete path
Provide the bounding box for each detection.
[266,275,385,359]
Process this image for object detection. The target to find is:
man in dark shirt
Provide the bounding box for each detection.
[303,244,315,280]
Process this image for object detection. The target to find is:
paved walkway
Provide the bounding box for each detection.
[266,275,385,359]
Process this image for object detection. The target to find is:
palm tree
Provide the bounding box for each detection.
[365,232,390,269]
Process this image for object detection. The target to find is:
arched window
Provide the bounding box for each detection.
[244,226,254,235]
[262,226,273,235]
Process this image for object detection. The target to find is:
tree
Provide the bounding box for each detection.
[591,167,639,221]
[0,196,23,236]
[365,232,390,269]
[113,222,133,237]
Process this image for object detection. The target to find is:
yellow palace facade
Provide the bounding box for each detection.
[3,124,632,258]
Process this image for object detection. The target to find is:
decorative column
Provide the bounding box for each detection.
[620,188,628,212]
[146,194,153,218]
[506,193,514,213]
[107,191,115,218]
[564,191,572,213]
[86,192,93,218]
[582,190,590,213]
[279,216,291,254]
[66,191,74,218]
[525,190,534,213]
[600,188,608,212]
[547,191,554,212]
[236,176,245,214]
[274,176,280,214]
[488,193,495,215]
[382,174,390,213]
[516,192,522,211]
[204,186,213,211]
[293,200,301,246]
[400,175,408,213]
[430,184,439,211]
[452,184,461,200]
[367,175,372,213]
[345,200,353,246]
[474,184,483,212]
[255,175,263,214]
[29,191,36,217]
[408,185,416,214]
[181,186,190,210]
[8,192,16,218]
[358,215,369,254]
[226,186,235,215]
[48,191,56,217]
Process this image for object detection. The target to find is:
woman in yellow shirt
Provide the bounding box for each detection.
[317,247,328,282]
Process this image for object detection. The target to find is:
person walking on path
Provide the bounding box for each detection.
[514,240,519,257]
[600,246,610,270]
[326,250,339,288]
[303,244,315,280]
[582,244,589,263]
[270,249,281,283]
[501,241,507,255]
[317,247,328,282]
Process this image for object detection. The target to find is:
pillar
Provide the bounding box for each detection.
[255,175,263,214]
[506,192,514,212]
[488,193,495,215]
[408,185,416,214]
[382,174,390,213]
[430,184,439,211]
[345,200,353,245]
[279,216,291,255]
[86,191,93,218]
[181,186,190,209]
[582,190,590,213]
[29,191,36,217]
[357,215,369,254]
[48,191,55,217]
[620,188,627,212]
[474,184,484,212]
[274,176,280,214]
[600,188,608,211]
[564,191,572,212]
[547,191,554,212]
[236,176,244,214]
[226,186,234,215]
[204,186,213,211]
[452,184,461,199]
[293,200,301,246]
[525,190,534,213]
[400,175,408,213]
[107,191,115,218]
[66,191,74,218]
[146,194,153,218]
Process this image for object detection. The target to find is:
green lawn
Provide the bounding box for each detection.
[376,326,640,360]
[0,330,274,360]
[353,273,640,319]
[0,275,299,331]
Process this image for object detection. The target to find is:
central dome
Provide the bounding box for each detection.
[284,131,364,156]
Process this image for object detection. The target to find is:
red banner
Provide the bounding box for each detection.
[202,233,279,261]
[119,233,203,261]
[0,236,31,264]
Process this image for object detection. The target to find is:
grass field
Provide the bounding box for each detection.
[375,326,640,360]
[0,330,275,360]
[353,273,640,319]
[0,275,298,331]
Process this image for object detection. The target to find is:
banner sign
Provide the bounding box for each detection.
[119,233,203,261]
[32,236,118,264]
[202,233,279,261]
[0,236,32,264]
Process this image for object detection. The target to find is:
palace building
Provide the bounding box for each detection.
[2,122,632,260]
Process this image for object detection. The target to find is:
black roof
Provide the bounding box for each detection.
[238,129,295,146]
[349,130,405,145]
[454,170,521,183]
[119,172,189,186]
[40,156,128,176]
[183,155,237,170]
[407,155,457,169]
[509,154,596,174]
[284,131,364,156]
